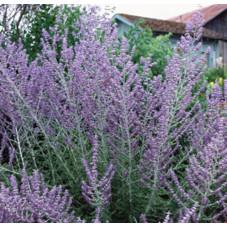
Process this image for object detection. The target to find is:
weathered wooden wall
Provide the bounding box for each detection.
[218,40,227,65]
[205,9,227,65]
[205,9,227,38]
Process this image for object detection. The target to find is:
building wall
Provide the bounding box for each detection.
[202,40,219,68]
[116,19,130,36]
[218,40,227,66]
[205,10,227,38]
[204,9,227,65]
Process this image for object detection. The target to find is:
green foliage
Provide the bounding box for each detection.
[204,65,227,83]
[3,5,82,62]
[123,19,174,77]
[58,5,82,46]
[21,4,59,62]
[194,66,227,110]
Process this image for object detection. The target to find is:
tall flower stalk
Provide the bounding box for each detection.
[0,166,75,222]
[81,135,115,221]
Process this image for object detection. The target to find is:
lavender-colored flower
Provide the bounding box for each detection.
[166,116,227,222]
[0,5,226,223]
[0,167,74,223]
[140,203,198,223]
[140,214,147,223]
[81,135,115,212]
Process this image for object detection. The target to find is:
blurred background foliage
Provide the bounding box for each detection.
[0,4,82,62]
[123,19,174,78]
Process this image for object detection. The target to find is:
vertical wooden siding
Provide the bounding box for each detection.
[219,40,227,66]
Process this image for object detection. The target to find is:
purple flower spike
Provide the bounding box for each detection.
[0,167,74,223]
[81,135,116,213]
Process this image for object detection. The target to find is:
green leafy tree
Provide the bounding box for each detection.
[0,4,41,35]
[15,4,59,61]
[123,19,173,78]
[1,4,82,62]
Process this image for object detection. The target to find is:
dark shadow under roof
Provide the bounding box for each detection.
[119,13,225,40]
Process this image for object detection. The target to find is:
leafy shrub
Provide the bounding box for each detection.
[194,65,227,111]
[204,65,227,84]
[122,18,174,78]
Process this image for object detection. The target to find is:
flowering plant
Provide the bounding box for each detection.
[0,6,226,223]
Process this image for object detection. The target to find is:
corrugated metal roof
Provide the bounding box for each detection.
[118,13,225,40]
[169,4,227,24]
